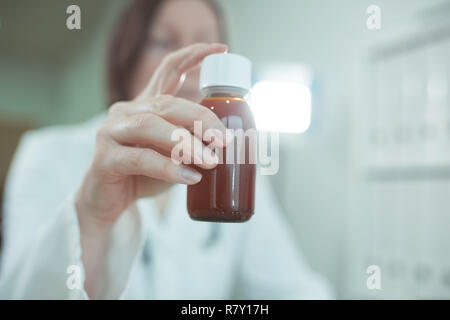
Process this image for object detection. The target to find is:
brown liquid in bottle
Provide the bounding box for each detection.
[187,92,256,222]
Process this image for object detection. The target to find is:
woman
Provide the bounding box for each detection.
[0,0,333,299]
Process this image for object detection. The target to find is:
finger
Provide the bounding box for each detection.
[105,145,203,185]
[107,114,219,169]
[109,96,233,148]
[134,177,172,199]
[136,43,227,99]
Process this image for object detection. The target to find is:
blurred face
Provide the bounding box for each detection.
[130,0,222,102]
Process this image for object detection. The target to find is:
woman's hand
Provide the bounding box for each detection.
[76,43,228,296]
[75,43,228,230]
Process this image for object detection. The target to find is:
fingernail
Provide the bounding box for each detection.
[210,129,225,148]
[203,149,219,167]
[194,147,204,165]
[180,167,202,184]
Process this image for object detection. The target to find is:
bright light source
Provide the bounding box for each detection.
[250,81,311,133]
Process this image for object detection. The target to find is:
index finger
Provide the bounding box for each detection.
[136,43,227,100]
[110,96,232,148]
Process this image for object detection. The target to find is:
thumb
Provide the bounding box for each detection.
[136,43,227,101]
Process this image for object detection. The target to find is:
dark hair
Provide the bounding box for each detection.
[106,0,226,106]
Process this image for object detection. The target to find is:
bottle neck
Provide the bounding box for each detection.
[201,86,248,99]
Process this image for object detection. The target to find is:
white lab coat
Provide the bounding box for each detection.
[0,113,333,299]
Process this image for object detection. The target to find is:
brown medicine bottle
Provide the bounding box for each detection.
[187,53,256,222]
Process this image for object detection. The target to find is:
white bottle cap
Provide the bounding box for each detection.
[199,53,252,94]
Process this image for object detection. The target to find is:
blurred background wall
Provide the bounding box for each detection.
[1,0,450,299]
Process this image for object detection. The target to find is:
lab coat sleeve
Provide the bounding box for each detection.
[0,130,146,299]
[0,191,89,299]
[235,177,335,299]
